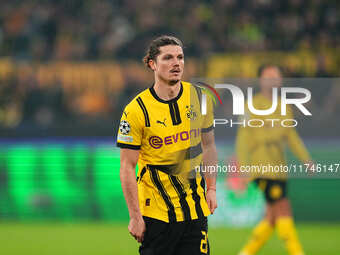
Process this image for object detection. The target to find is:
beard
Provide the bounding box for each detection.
[158,73,181,86]
[169,79,180,86]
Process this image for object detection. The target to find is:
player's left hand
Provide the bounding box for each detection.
[206,188,217,214]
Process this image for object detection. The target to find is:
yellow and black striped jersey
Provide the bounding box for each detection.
[117,81,214,223]
[236,93,310,179]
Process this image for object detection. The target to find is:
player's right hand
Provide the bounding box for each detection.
[128,216,146,243]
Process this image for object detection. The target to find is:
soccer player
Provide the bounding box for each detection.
[117,35,217,255]
[237,64,313,255]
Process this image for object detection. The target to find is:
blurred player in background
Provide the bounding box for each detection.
[118,35,217,255]
[236,64,313,255]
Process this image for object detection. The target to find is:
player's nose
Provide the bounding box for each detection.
[172,57,180,66]
[172,61,180,68]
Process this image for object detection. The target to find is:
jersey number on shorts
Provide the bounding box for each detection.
[200,231,208,254]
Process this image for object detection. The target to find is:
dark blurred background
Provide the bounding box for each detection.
[0,0,340,137]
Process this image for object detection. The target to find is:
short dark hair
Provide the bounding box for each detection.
[143,35,183,69]
[257,64,284,77]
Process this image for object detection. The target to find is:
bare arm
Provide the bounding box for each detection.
[201,129,218,213]
[120,148,145,243]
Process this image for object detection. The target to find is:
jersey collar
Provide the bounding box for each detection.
[149,82,183,104]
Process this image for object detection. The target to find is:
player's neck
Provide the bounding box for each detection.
[153,80,181,101]
[260,90,273,101]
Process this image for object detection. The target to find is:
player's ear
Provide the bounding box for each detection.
[149,59,156,71]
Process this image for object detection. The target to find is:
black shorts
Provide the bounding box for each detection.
[254,178,287,203]
[139,216,209,255]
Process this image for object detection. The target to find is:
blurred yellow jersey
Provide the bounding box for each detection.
[117,81,214,222]
[236,93,310,179]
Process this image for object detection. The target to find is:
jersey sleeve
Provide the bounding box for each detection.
[116,101,144,150]
[236,107,252,166]
[285,106,311,162]
[201,92,214,133]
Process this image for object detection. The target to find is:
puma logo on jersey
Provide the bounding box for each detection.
[157,118,167,127]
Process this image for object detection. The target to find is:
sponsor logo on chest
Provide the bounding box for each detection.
[149,128,200,149]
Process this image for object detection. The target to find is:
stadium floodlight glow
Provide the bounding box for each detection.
[202,84,312,116]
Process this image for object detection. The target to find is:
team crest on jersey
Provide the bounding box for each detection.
[119,120,131,135]
[186,105,197,120]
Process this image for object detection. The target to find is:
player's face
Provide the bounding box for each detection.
[260,67,282,91]
[152,45,184,86]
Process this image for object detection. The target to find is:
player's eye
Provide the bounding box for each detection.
[163,55,173,60]
[178,55,184,60]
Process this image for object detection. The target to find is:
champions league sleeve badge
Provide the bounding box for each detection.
[119,120,131,135]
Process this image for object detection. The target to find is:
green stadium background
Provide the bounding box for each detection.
[1,140,340,223]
